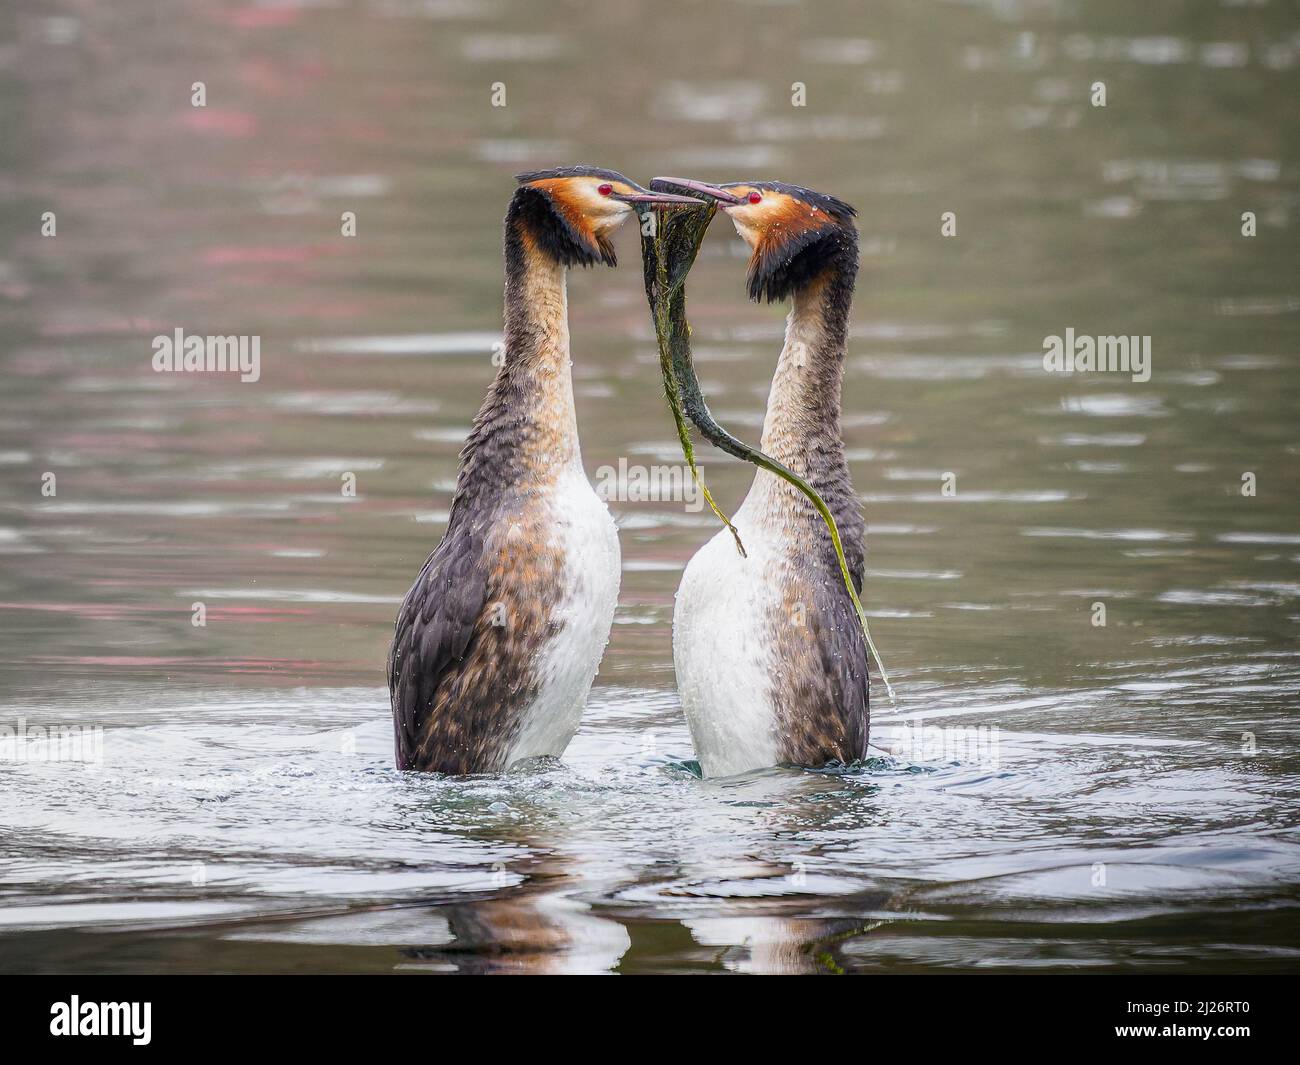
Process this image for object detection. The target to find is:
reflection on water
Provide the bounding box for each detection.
[1,0,1298,972]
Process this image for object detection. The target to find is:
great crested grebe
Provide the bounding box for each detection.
[388,167,702,774]
[661,178,868,778]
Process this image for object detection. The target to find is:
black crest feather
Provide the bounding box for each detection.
[515,164,627,185]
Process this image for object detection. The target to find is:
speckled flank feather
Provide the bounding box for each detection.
[390,490,562,774]
[388,183,620,774]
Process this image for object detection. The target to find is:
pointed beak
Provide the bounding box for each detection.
[651,177,745,206]
[612,186,705,206]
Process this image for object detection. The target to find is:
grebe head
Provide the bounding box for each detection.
[513,166,702,268]
[652,177,857,302]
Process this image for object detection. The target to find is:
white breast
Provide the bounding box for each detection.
[504,465,621,767]
[673,504,782,777]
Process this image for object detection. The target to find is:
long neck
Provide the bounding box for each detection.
[747,261,863,582]
[454,209,580,507]
[755,266,853,495]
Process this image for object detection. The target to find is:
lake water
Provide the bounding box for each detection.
[1,0,1298,973]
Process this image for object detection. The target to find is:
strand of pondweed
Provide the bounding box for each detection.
[639,204,745,557]
[654,300,747,557]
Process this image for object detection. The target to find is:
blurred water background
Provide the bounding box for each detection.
[0,0,1298,972]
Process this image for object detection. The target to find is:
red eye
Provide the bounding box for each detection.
[747,190,763,204]
[598,183,613,196]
